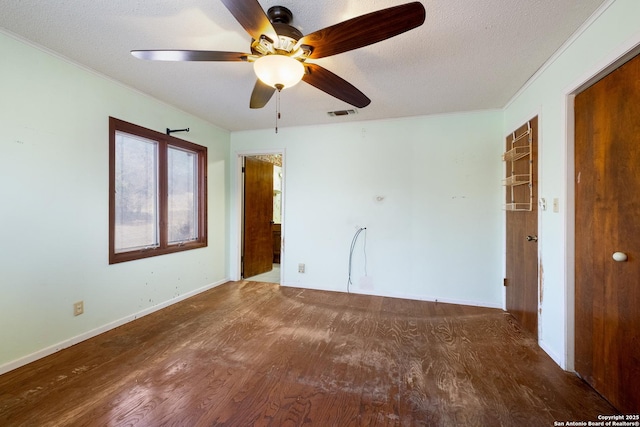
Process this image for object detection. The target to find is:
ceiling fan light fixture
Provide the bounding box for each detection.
[253,54,304,90]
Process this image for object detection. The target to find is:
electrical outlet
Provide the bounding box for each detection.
[74,301,84,316]
[298,263,305,273]
[539,198,547,211]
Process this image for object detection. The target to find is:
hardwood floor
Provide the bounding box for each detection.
[0,281,616,426]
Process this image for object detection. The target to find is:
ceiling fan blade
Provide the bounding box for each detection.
[298,2,426,59]
[131,50,249,62]
[220,0,278,44]
[250,79,276,109]
[302,63,370,108]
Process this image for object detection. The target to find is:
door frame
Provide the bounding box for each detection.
[562,38,640,371]
[231,148,285,283]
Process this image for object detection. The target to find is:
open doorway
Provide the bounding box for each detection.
[242,153,283,283]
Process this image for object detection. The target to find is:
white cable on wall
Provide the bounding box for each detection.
[347,227,367,293]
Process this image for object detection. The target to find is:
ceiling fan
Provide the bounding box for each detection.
[131,0,426,110]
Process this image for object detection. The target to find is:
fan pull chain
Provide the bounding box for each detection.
[275,89,280,134]
[274,84,284,134]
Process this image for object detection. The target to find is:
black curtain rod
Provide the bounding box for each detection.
[166,128,189,135]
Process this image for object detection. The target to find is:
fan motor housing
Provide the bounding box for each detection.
[251,7,303,56]
[267,6,293,24]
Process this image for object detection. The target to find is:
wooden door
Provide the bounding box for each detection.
[505,117,539,338]
[243,157,274,278]
[575,52,640,412]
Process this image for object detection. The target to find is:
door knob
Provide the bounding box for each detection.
[612,252,628,262]
[526,235,538,242]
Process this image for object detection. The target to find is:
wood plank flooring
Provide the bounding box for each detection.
[0,281,617,426]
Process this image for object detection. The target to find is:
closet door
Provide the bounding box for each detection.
[574,52,640,412]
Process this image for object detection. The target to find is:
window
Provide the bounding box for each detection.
[109,117,207,264]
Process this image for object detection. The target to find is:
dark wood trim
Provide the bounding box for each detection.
[108,117,117,264]
[108,117,207,264]
[158,138,168,249]
[198,146,208,248]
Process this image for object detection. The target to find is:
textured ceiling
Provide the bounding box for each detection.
[0,0,606,132]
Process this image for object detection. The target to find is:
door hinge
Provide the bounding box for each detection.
[242,166,245,173]
[503,278,509,287]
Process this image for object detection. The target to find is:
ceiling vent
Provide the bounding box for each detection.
[327,109,358,117]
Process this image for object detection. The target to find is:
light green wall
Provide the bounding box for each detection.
[0,31,231,372]
[504,0,640,367]
[231,111,504,307]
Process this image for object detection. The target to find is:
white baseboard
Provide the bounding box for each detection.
[539,339,565,370]
[0,278,229,376]
[280,281,503,310]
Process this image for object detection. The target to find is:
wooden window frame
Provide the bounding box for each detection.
[109,117,207,264]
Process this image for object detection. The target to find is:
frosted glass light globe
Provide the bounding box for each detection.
[253,55,304,90]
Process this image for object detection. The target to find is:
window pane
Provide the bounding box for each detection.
[114,131,159,252]
[167,145,198,244]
